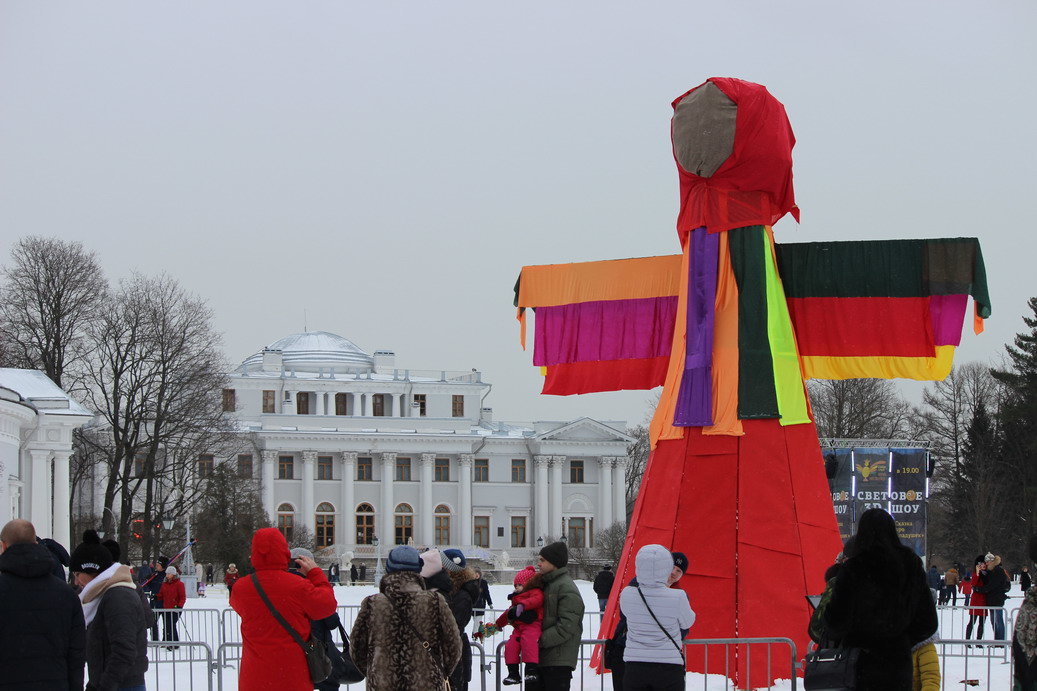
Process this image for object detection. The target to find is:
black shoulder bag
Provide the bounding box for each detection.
[803,645,860,690]
[636,586,686,663]
[250,573,332,684]
[332,623,366,684]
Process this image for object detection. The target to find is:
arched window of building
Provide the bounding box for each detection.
[434,504,451,545]
[277,502,295,542]
[394,503,414,545]
[315,502,335,549]
[355,503,375,545]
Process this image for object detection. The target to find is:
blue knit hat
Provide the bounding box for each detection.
[441,548,467,572]
[386,546,422,573]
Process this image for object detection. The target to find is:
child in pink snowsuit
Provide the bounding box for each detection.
[497,565,544,685]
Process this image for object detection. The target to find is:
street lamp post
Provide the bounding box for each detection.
[373,535,383,585]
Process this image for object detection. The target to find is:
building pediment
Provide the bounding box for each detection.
[533,418,632,444]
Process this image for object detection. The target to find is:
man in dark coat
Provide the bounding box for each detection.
[291,549,347,691]
[38,536,71,582]
[142,558,165,640]
[1022,566,1032,593]
[471,566,493,634]
[350,563,358,585]
[0,519,86,691]
[533,541,584,690]
[593,565,615,616]
[975,553,1011,640]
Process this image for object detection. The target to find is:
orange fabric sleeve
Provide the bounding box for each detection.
[516,255,682,308]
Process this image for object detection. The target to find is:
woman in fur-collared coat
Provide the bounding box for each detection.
[823,509,938,690]
[351,546,462,691]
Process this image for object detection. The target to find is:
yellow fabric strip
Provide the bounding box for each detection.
[649,240,692,448]
[762,228,811,426]
[801,346,956,381]
[517,255,682,309]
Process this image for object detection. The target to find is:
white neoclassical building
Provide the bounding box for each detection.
[225,332,632,562]
[0,368,93,549]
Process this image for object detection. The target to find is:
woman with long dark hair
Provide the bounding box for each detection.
[823,508,938,689]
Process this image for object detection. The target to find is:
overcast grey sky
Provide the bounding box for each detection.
[2,2,1035,427]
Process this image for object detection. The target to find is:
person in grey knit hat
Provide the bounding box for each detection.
[386,545,422,574]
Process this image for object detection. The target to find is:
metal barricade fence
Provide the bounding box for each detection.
[215,638,486,691]
[494,637,799,691]
[937,605,1012,662]
[152,609,224,649]
[215,642,243,691]
[936,638,1009,691]
[145,641,214,691]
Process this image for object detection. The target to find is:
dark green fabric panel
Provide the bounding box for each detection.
[728,226,780,419]
[775,238,991,317]
[775,239,924,298]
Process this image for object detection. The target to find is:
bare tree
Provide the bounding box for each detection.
[0,236,107,390]
[915,362,997,477]
[594,521,627,567]
[79,273,232,561]
[625,425,649,522]
[807,379,915,439]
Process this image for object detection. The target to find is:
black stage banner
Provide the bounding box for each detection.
[890,448,928,558]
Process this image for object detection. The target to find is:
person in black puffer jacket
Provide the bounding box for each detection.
[442,549,480,691]
[71,531,149,691]
[0,519,86,691]
[823,509,938,690]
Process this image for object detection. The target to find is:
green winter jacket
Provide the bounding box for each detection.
[538,567,585,668]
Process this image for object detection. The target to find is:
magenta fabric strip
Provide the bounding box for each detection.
[532,296,678,367]
[674,227,719,426]
[930,294,968,346]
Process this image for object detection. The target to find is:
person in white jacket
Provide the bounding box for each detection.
[619,544,695,690]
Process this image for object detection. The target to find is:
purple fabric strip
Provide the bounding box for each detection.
[532,296,678,367]
[930,294,968,346]
[674,227,719,426]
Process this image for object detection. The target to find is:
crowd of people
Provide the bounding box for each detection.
[8,506,1037,690]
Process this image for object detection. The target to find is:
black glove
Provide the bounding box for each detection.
[507,605,521,621]
[517,609,538,624]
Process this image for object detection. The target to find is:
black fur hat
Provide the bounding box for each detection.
[69,530,114,575]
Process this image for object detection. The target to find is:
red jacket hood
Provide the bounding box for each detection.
[251,527,291,571]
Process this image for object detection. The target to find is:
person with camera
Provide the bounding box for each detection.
[231,528,338,691]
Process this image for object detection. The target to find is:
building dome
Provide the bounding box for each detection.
[238,331,375,373]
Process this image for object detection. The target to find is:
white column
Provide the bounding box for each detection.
[341,452,357,549]
[316,392,326,416]
[29,450,52,537]
[0,458,8,524]
[420,454,435,545]
[360,394,367,416]
[301,451,317,533]
[380,453,396,543]
[613,456,629,527]
[398,394,406,417]
[599,457,615,529]
[550,456,565,539]
[52,450,72,550]
[458,454,474,549]
[262,450,277,523]
[534,456,551,543]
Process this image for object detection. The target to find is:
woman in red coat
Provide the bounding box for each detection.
[966,555,988,642]
[157,565,187,646]
[230,528,338,691]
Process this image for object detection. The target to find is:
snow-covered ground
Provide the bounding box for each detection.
[144,579,1022,690]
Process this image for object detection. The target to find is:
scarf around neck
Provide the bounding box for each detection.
[80,563,136,625]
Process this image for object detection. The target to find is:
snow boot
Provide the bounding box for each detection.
[523,663,540,684]
[503,664,522,685]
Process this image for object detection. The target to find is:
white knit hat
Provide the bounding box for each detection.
[166,566,179,577]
